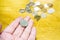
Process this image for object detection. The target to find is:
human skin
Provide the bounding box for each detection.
[0,24,2,34]
[0,16,36,40]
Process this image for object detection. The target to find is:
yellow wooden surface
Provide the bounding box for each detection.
[0,0,60,40]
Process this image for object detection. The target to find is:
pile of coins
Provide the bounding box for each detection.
[19,1,55,21]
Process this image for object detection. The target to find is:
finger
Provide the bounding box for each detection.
[13,16,30,37]
[1,32,14,40]
[24,16,30,21]
[28,27,36,40]
[13,25,24,37]
[4,17,22,34]
[20,19,33,40]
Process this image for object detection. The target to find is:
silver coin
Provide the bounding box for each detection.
[26,2,34,7]
[34,15,41,21]
[38,4,44,9]
[20,19,28,27]
[25,6,30,11]
[19,9,25,13]
[27,9,32,13]
[25,6,32,13]
[32,11,38,16]
[28,2,35,6]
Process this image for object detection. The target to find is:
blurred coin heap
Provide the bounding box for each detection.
[19,1,55,21]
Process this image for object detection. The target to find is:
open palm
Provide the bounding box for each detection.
[0,16,36,40]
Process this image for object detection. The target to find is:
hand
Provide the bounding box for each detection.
[0,16,36,40]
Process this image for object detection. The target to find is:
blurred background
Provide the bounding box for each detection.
[0,0,60,40]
